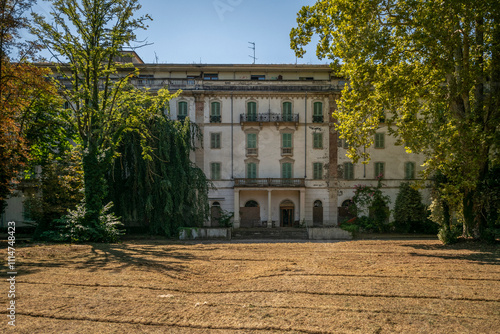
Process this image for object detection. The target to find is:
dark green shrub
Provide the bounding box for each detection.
[393,183,432,233]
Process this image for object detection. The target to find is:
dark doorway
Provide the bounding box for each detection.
[313,200,323,226]
[280,200,295,227]
[240,200,260,228]
[210,202,221,227]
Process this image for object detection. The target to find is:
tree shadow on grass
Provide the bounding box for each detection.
[400,242,500,265]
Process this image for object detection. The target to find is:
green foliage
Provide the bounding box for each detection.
[218,210,234,228]
[351,177,390,232]
[437,224,461,245]
[393,183,436,233]
[31,0,153,229]
[291,0,500,240]
[339,222,359,236]
[41,201,123,243]
[108,104,211,237]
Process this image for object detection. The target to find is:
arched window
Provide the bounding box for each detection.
[178,101,187,121]
[314,200,323,207]
[282,102,292,121]
[245,200,259,207]
[247,101,257,121]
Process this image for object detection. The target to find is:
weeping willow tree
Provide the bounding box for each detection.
[107,89,211,237]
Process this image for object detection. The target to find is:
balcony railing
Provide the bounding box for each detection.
[240,113,299,123]
[312,115,324,123]
[281,147,293,156]
[246,148,258,156]
[210,115,221,123]
[234,178,305,187]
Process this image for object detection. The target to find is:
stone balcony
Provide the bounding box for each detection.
[234,178,305,188]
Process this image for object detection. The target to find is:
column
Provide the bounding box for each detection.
[233,189,240,229]
[267,189,272,228]
[300,190,306,226]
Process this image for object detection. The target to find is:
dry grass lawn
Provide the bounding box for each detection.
[1,239,499,333]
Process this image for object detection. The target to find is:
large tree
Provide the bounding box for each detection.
[0,0,61,213]
[32,0,153,226]
[291,0,500,239]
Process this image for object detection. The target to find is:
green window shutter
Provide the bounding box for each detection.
[247,102,256,118]
[344,162,354,180]
[211,133,220,149]
[283,102,292,120]
[211,163,221,180]
[282,163,292,178]
[282,133,292,148]
[247,163,257,178]
[375,133,385,148]
[313,102,323,116]
[313,133,323,149]
[313,163,323,180]
[247,133,257,148]
[375,162,385,178]
[178,101,187,116]
[405,162,415,179]
[211,102,220,116]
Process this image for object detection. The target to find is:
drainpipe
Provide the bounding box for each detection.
[304,92,307,178]
[231,92,234,179]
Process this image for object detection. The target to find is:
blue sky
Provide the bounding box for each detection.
[31,0,325,65]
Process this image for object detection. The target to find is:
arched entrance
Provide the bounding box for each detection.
[313,200,323,226]
[240,200,261,228]
[210,202,221,227]
[280,200,295,227]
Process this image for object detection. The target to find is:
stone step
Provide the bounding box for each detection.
[232,228,308,240]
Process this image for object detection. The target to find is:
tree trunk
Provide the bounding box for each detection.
[82,144,107,225]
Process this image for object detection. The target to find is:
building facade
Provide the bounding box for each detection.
[1,59,428,228]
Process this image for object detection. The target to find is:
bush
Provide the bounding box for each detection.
[393,183,432,233]
[437,224,460,245]
[41,201,123,243]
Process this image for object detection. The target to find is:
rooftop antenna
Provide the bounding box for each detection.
[248,42,257,64]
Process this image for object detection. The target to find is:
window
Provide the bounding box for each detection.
[178,101,187,121]
[313,133,323,149]
[247,162,257,179]
[282,133,293,155]
[313,102,323,123]
[375,162,385,179]
[405,162,415,180]
[210,133,221,149]
[204,73,218,80]
[313,162,323,180]
[282,162,292,178]
[344,162,354,180]
[251,75,265,80]
[211,163,221,180]
[247,101,257,121]
[375,133,385,148]
[343,140,350,149]
[210,101,221,123]
[246,133,257,155]
[283,102,292,121]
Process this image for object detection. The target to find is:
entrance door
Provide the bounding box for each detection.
[280,207,294,227]
[280,200,295,227]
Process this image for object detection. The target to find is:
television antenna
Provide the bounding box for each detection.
[248,42,257,64]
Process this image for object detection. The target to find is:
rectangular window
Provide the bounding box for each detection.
[313,133,323,149]
[344,162,354,180]
[313,162,323,180]
[204,73,218,80]
[313,102,323,123]
[247,102,257,121]
[247,163,257,179]
[247,133,257,148]
[405,162,415,180]
[210,133,221,149]
[251,75,265,80]
[211,162,221,180]
[282,163,292,178]
[375,162,385,179]
[210,102,221,123]
[375,133,385,148]
[282,133,292,148]
[178,101,188,116]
